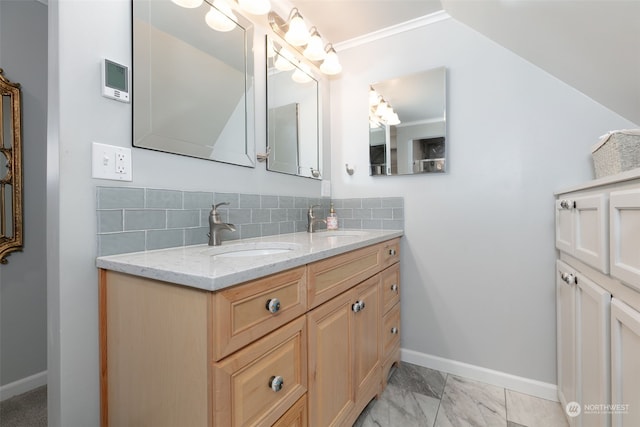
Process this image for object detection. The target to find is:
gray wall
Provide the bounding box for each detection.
[0,0,48,389]
[330,16,637,386]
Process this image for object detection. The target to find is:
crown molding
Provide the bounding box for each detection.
[335,10,450,52]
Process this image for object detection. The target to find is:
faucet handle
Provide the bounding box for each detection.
[308,204,321,213]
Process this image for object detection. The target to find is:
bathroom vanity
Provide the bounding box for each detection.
[97,230,402,427]
[555,168,640,427]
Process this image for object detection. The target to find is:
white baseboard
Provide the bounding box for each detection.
[0,371,47,401]
[401,348,559,402]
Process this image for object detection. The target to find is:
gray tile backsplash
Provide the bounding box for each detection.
[96,187,403,256]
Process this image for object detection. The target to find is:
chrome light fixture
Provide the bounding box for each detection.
[319,44,342,75]
[268,9,341,76]
[237,0,271,15]
[284,8,310,46]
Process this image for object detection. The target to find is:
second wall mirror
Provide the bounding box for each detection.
[266,36,321,179]
[369,67,447,176]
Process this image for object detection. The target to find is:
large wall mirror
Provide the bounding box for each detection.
[133,0,255,167]
[266,36,321,179]
[369,67,446,176]
[0,69,23,264]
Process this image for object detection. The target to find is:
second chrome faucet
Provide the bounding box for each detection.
[208,202,236,246]
[307,204,326,233]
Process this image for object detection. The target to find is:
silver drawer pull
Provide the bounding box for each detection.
[559,199,575,209]
[391,284,398,292]
[388,248,397,256]
[390,327,398,335]
[352,300,365,312]
[266,298,281,314]
[269,375,284,392]
[560,272,576,285]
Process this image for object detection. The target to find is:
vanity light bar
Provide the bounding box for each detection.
[268,9,342,76]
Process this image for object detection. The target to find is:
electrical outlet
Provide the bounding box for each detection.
[92,142,132,181]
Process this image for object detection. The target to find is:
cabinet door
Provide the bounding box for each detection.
[307,290,355,427]
[353,275,381,411]
[556,198,575,254]
[611,298,640,427]
[574,194,608,273]
[610,189,640,292]
[576,272,611,427]
[557,261,577,414]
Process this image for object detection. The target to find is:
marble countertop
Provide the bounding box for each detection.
[96,229,403,291]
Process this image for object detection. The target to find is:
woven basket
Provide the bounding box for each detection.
[592,130,640,178]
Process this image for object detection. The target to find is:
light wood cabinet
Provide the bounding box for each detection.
[100,237,401,427]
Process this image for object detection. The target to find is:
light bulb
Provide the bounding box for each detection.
[375,101,388,117]
[274,48,296,71]
[238,0,271,15]
[171,0,203,8]
[320,45,342,75]
[285,10,310,46]
[386,112,401,126]
[369,88,380,106]
[205,1,237,32]
[292,62,312,83]
[304,28,326,61]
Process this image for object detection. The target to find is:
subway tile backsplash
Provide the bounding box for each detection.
[96,187,404,256]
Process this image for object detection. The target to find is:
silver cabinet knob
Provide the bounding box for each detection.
[559,200,575,209]
[269,375,284,392]
[560,272,576,285]
[388,248,397,256]
[390,327,398,334]
[352,300,365,312]
[391,284,398,292]
[266,298,281,314]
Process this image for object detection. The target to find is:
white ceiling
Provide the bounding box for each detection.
[289,0,640,125]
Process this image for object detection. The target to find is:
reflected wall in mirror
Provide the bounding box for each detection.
[266,36,321,179]
[133,0,255,167]
[369,67,446,176]
[0,69,23,264]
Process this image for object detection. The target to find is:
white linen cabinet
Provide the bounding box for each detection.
[555,168,640,427]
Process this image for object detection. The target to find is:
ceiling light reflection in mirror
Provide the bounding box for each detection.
[133,0,255,167]
[369,67,447,176]
[266,36,321,179]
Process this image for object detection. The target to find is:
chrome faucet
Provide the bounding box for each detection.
[307,204,326,233]
[208,202,236,246]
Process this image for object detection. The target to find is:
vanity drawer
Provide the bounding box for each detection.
[380,238,400,269]
[308,243,382,309]
[214,316,307,427]
[214,267,307,360]
[272,394,307,427]
[382,302,401,360]
[381,263,400,315]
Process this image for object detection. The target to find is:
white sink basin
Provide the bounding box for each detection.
[201,242,299,258]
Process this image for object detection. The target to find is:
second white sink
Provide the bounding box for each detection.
[201,242,300,258]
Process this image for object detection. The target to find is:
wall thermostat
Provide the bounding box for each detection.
[102,59,130,103]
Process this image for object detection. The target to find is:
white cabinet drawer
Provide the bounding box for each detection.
[556,193,609,273]
[610,189,640,292]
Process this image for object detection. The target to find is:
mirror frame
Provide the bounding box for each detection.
[0,69,23,264]
[132,0,256,167]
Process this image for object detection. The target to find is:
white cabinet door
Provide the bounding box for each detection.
[611,298,640,427]
[610,189,640,292]
[555,194,608,273]
[576,272,611,427]
[574,194,609,273]
[557,198,575,254]
[557,260,577,416]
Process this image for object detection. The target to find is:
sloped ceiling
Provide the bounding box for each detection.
[290,0,640,125]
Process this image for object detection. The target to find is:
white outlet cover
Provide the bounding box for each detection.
[92,142,132,181]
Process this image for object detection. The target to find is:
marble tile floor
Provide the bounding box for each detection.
[354,362,568,427]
